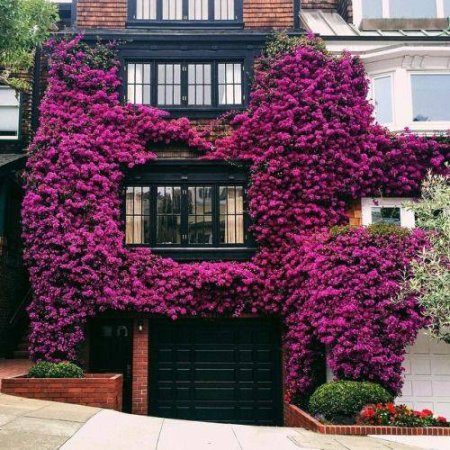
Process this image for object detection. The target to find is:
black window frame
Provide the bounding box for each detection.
[127,0,243,27]
[125,59,245,111]
[124,160,256,261]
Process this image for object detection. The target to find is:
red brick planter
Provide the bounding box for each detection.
[284,403,450,436]
[1,373,123,411]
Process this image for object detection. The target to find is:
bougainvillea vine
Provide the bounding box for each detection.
[23,36,449,399]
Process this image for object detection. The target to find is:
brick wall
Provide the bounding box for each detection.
[244,0,294,29]
[132,319,149,415]
[76,0,127,29]
[1,374,123,410]
[75,0,296,29]
[302,0,337,10]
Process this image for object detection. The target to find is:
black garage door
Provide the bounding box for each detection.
[149,318,283,425]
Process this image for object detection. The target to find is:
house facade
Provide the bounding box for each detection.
[1,0,450,425]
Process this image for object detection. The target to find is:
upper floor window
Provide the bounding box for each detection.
[124,161,254,260]
[359,0,448,19]
[130,0,240,23]
[411,74,450,122]
[126,61,244,109]
[0,86,20,140]
[362,198,415,228]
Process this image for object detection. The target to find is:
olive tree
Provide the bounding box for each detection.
[0,0,58,91]
[406,172,450,343]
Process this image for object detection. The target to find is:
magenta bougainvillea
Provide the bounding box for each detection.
[23,36,449,399]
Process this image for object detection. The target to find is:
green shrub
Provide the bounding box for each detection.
[28,362,84,379]
[308,381,394,421]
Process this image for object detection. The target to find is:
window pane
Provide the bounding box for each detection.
[411,74,450,122]
[361,0,382,18]
[157,64,182,106]
[127,63,151,105]
[218,63,243,105]
[125,186,151,244]
[156,186,181,244]
[0,87,20,137]
[389,0,436,18]
[188,186,213,244]
[445,0,450,16]
[371,207,401,226]
[215,0,234,20]
[189,0,208,20]
[187,64,212,106]
[136,0,157,19]
[373,75,393,124]
[162,0,182,19]
[219,186,245,244]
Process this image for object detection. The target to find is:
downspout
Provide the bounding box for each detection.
[294,0,301,31]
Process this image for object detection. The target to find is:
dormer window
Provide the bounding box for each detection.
[356,0,449,22]
[129,0,241,25]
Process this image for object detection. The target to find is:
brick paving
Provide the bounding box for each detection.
[0,359,32,389]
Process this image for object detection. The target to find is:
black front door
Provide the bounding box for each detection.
[89,319,133,412]
[149,318,282,425]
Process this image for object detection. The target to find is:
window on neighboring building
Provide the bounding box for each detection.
[131,0,239,22]
[0,86,20,140]
[125,182,248,246]
[359,0,444,19]
[390,0,436,18]
[361,0,382,18]
[372,75,393,125]
[411,74,450,122]
[361,198,415,228]
[445,0,450,16]
[126,61,244,109]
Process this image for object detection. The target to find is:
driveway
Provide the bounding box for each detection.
[1,394,449,450]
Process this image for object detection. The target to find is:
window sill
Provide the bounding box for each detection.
[360,18,449,32]
[128,246,257,261]
[126,19,244,28]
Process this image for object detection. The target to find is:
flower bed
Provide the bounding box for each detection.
[284,403,450,436]
[1,373,123,411]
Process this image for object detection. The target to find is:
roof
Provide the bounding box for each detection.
[0,154,26,177]
[302,10,450,38]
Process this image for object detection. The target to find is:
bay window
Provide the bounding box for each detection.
[124,162,253,260]
[126,61,244,109]
[371,74,393,125]
[130,0,240,23]
[411,74,450,122]
[361,198,415,228]
[0,86,20,140]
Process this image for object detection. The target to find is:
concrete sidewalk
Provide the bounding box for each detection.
[1,394,449,450]
[0,393,99,450]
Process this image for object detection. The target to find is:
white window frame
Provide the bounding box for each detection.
[353,0,446,25]
[0,86,20,141]
[408,71,450,128]
[370,72,395,126]
[361,197,416,228]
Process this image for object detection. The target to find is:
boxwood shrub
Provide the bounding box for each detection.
[28,362,84,379]
[309,381,394,421]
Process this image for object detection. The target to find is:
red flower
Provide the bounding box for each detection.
[386,403,396,414]
[420,409,433,418]
[437,416,447,424]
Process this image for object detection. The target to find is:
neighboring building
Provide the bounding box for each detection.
[4,0,450,423]
[302,0,450,417]
[0,1,72,357]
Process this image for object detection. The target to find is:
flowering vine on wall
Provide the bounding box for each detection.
[22,36,449,400]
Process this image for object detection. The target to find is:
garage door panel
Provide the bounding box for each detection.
[149,318,282,425]
[398,331,450,417]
